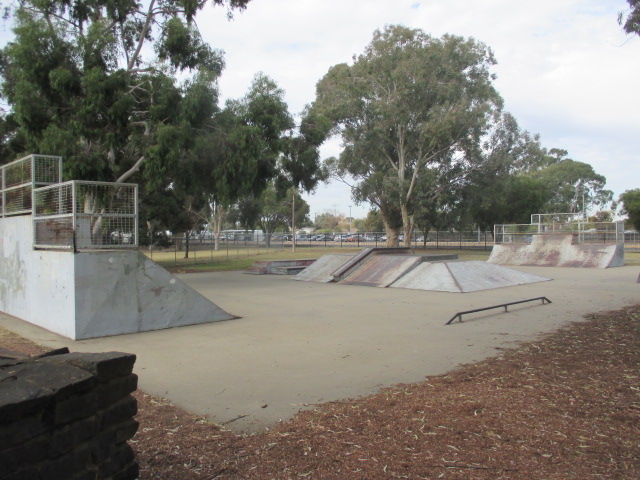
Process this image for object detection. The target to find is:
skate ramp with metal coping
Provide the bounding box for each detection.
[330,247,414,281]
[390,260,550,293]
[489,234,624,268]
[292,254,355,283]
[339,254,424,287]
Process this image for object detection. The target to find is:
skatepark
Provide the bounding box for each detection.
[1,154,639,432]
[1,262,638,432]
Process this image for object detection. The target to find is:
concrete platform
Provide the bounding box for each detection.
[489,234,624,268]
[2,265,638,433]
[390,260,550,292]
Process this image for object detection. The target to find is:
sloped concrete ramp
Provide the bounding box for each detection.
[340,254,423,287]
[293,254,354,283]
[1,215,236,340]
[246,259,316,275]
[390,260,550,293]
[489,234,624,268]
[74,251,237,339]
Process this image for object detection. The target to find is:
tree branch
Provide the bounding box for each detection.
[117,156,145,183]
[128,0,156,71]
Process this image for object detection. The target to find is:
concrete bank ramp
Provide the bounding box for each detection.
[339,254,423,287]
[293,254,354,283]
[390,260,550,293]
[0,213,237,339]
[74,252,238,339]
[489,234,624,268]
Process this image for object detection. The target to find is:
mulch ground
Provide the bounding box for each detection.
[1,304,639,479]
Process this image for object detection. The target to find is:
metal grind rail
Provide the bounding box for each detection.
[446,297,552,325]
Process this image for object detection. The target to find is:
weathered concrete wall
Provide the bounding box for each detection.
[1,215,236,339]
[0,215,76,338]
[489,234,625,268]
[0,350,139,480]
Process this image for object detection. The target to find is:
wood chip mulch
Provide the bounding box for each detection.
[2,304,639,479]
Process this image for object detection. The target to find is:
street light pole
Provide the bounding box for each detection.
[348,205,352,233]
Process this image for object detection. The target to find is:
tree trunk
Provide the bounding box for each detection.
[401,203,413,247]
[147,220,154,254]
[184,231,190,258]
[383,218,400,247]
[212,205,225,251]
[291,191,296,253]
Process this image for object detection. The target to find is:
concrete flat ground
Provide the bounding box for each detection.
[2,265,639,432]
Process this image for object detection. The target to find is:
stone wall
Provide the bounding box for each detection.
[0,350,139,480]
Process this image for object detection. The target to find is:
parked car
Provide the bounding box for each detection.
[314,234,333,241]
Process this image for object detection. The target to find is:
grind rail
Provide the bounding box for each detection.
[446,297,552,325]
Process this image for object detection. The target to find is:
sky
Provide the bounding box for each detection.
[198,0,640,220]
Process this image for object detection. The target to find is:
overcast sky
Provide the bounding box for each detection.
[200,0,639,220]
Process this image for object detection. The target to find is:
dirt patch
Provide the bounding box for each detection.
[2,305,639,479]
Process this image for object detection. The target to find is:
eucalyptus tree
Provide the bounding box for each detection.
[274,106,330,251]
[0,0,250,186]
[195,73,295,250]
[619,0,640,36]
[312,25,502,246]
[619,189,640,231]
[234,182,311,247]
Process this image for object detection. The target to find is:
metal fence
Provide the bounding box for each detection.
[494,220,625,245]
[33,181,138,250]
[169,230,497,251]
[1,154,62,216]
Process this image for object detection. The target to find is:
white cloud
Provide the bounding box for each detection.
[199,0,639,219]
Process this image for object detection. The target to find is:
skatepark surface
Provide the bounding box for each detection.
[1,264,639,432]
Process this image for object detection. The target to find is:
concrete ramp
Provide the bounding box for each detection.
[340,254,424,287]
[390,261,550,293]
[293,254,354,283]
[1,215,236,340]
[246,259,316,275]
[331,247,414,281]
[489,234,624,268]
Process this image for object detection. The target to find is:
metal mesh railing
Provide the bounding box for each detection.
[1,154,62,216]
[33,181,138,250]
[495,219,624,245]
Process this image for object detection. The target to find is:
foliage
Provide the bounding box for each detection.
[619,0,640,36]
[312,25,502,245]
[235,182,310,246]
[315,212,344,231]
[0,0,250,185]
[619,189,640,231]
[461,115,612,231]
[361,209,385,232]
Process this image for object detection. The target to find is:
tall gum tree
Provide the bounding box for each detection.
[0,0,250,186]
[312,25,502,246]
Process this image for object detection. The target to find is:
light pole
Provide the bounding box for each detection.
[348,205,352,233]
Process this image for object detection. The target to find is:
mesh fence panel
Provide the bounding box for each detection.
[1,155,62,216]
[33,181,137,249]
